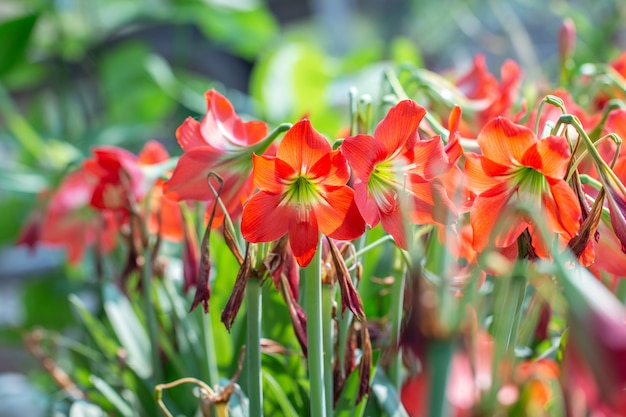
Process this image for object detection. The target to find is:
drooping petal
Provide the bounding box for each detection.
[478,117,536,166]
[353,179,381,227]
[464,153,502,194]
[521,135,571,180]
[278,119,331,172]
[241,192,290,243]
[341,134,387,181]
[412,136,449,179]
[470,184,527,252]
[316,186,365,241]
[163,148,223,201]
[374,100,425,155]
[288,209,320,267]
[380,209,408,249]
[544,178,581,237]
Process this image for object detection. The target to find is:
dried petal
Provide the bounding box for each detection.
[221,244,252,331]
[327,237,364,319]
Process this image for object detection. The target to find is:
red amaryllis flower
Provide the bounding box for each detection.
[164,90,271,226]
[455,55,523,137]
[341,100,457,249]
[241,119,365,267]
[37,168,119,263]
[465,117,581,255]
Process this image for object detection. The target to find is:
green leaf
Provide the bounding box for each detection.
[0,13,38,77]
[69,294,119,358]
[102,283,152,379]
[262,372,299,417]
[69,401,107,417]
[90,375,135,417]
[371,369,410,417]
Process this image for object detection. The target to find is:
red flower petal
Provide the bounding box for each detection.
[544,178,581,237]
[310,150,350,186]
[138,140,169,165]
[521,135,571,179]
[163,148,223,201]
[471,184,527,252]
[478,117,536,167]
[316,186,365,241]
[176,117,205,151]
[252,155,292,194]
[241,192,290,243]
[353,179,381,227]
[288,210,320,267]
[341,134,387,181]
[278,119,331,173]
[374,100,425,155]
[464,153,501,194]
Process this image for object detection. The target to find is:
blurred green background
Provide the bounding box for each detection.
[0,0,625,415]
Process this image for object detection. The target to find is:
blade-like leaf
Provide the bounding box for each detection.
[90,375,135,417]
[102,283,152,379]
[0,13,38,77]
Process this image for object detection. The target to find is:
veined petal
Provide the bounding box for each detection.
[478,117,536,166]
[288,210,319,267]
[544,179,581,237]
[521,135,571,179]
[380,210,408,249]
[309,150,350,185]
[176,117,207,151]
[252,155,290,193]
[481,156,513,177]
[412,136,449,179]
[341,134,387,181]
[278,119,331,172]
[163,148,222,201]
[354,179,381,227]
[374,100,426,155]
[241,192,290,243]
[316,186,365,240]
[471,184,526,252]
[464,153,502,194]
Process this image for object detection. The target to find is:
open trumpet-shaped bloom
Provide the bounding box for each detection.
[341,100,456,248]
[164,90,270,226]
[466,117,581,254]
[241,119,365,267]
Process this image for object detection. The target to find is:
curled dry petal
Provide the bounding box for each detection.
[327,237,364,319]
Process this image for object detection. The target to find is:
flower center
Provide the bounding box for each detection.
[368,161,405,214]
[281,175,323,223]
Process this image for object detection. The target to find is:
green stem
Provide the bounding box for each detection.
[246,278,264,417]
[427,340,454,417]
[200,311,219,388]
[142,246,163,383]
[305,240,327,417]
[321,284,333,417]
[388,247,406,389]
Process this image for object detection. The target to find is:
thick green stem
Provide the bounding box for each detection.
[388,247,406,389]
[246,278,264,417]
[305,240,327,417]
[427,340,454,417]
[321,284,333,417]
[142,246,163,383]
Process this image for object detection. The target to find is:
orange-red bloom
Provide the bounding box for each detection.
[465,117,581,255]
[241,119,365,267]
[164,90,271,226]
[341,100,457,248]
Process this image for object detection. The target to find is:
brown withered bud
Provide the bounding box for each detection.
[263,236,299,300]
[327,237,365,319]
[357,319,373,404]
[569,188,604,262]
[279,270,308,356]
[220,243,253,331]
[189,220,212,314]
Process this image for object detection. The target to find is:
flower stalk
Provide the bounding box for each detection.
[246,277,264,417]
